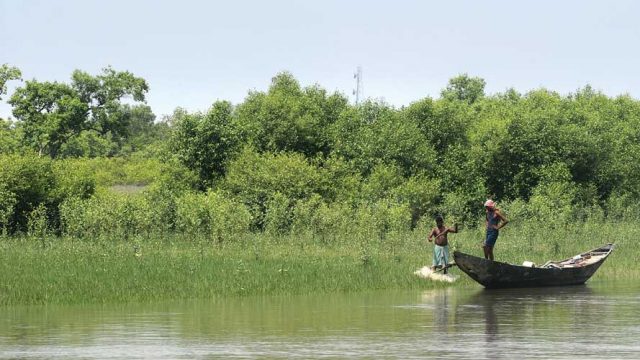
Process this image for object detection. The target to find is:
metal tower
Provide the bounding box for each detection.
[353,66,363,105]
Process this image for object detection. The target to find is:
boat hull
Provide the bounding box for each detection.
[453,244,613,289]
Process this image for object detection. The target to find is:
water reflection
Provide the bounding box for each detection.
[479,291,498,344]
[456,285,597,333]
[419,287,454,333]
[414,283,640,360]
[484,286,588,339]
[1,282,639,359]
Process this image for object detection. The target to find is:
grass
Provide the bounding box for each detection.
[0,220,637,305]
[0,235,429,305]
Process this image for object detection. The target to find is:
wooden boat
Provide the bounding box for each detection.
[453,244,614,289]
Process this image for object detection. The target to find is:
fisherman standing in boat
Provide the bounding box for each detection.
[428,215,458,273]
[484,199,508,260]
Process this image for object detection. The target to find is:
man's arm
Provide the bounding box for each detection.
[437,228,449,239]
[428,228,435,242]
[496,211,509,229]
[448,224,459,233]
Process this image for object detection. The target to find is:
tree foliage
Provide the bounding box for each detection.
[235,72,348,157]
[0,64,22,101]
[8,67,149,158]
[171,101,240,188]
[441,73,486,104]
[3,69,640,235]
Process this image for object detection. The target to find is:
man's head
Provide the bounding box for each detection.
[435,215,444,226]
[484,199,496,211]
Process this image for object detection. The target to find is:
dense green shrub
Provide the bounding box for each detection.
[174,190,252,242]
[0,182,16,234]
[58,130,117,158]
[0,154,55,233]
[263,192,293,236]
[223,148,323,227]
[291,196,353,244]
[605,191,640,221]
[51,159,96,200]
[60,187,182,239]
[0,154,98,234]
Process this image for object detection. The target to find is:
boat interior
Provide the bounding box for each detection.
[525,248,611,269]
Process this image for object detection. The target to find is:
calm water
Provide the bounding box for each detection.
[1,280,639,359]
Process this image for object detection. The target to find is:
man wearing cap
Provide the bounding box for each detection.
[484,199,508,260]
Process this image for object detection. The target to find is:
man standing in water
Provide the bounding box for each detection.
[484,199,508,260]
[428,215,458,273]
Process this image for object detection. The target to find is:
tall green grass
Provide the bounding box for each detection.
[0,234,427,305]
[0,221,635,306]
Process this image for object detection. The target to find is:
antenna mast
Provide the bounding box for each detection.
[353,66,363,105]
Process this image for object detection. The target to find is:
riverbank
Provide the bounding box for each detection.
[0,221,636,305]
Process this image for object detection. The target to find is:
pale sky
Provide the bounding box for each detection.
[1,0,639,120]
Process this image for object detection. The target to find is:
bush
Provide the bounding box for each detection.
[60,191,156,239]
[175,190,252,242]
[391,174,441,227]
[0,182,17,234]
[527,164,577,225]
[291,196,354,244]
[264,192,292,236]
[223,148,323,227]
[605,191,640,221]
[0,154,55,233]
[27,203,49,238]
[58,130,117,158]
[51,159,96,201]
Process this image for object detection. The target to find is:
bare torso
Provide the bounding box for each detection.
[432,226,449,246]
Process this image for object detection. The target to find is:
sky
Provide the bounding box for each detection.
[2,0,640,120]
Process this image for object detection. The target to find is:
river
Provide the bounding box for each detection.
[1,280,638,359]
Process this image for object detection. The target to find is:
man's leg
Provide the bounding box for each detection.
[431,247,438,271]
[442,247,449,274]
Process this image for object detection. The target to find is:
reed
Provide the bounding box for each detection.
[0,221,635,305]
[0,235,424,305]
